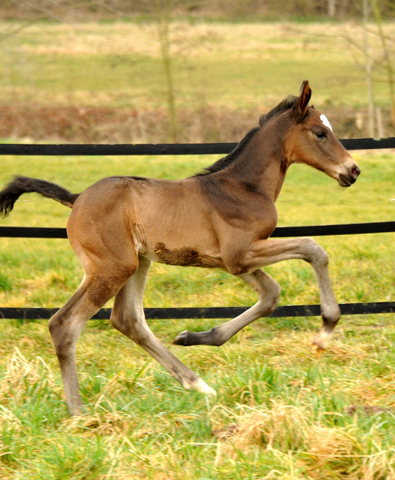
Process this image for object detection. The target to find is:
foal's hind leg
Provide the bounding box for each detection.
[48,274,124,416]
[110,256,216,396]
[173,269,280,347]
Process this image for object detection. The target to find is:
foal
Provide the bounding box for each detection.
[0,81,360,415]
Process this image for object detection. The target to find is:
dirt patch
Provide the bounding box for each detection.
[346,405,395,416]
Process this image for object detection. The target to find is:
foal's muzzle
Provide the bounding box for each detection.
[339,164,361,187]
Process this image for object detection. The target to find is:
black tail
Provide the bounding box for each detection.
[0,176,79,218]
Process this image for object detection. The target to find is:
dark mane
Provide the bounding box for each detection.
[259,95,298,126]
[193,126,260,177]
[194,95,298,177]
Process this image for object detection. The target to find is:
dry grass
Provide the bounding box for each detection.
[211,402,395,479]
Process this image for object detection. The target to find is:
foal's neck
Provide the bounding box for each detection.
[230,127,289,202]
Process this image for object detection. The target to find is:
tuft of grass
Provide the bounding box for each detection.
[0,273,12,292]
[210,401,395,479]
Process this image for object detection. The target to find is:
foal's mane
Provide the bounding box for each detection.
[194,95,298,177]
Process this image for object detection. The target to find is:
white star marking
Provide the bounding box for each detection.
[320,114,333,131]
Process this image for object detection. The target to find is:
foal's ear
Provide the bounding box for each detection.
[291,80,311,121]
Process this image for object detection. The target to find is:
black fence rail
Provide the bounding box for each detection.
[0,136,394,156]
[1,221,395,239]
[1,137,395,321]
[1,302,394,321]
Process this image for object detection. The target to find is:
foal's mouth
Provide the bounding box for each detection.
[338,174,353,187]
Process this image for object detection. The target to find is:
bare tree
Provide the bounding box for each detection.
[328,0,336,17]
[342,0,395,137]
[371,0,395,126]
[155,0,177,142]
[363,0,376,136]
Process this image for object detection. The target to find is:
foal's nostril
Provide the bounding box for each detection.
[351,166,361,180]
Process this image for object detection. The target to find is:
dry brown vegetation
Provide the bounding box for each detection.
[0,103,380,144]
[0,0,385,22]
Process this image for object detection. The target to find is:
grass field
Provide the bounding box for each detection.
[1,16,395,480]
[0,148,395,479]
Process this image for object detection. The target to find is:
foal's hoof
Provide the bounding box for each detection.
[192,378,217,397]
[312,329,332,356]
[312,343,325,357]
[173,330,190,346]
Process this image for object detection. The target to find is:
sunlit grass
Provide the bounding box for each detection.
[0,144,394,478]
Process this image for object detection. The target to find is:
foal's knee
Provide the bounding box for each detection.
[110,310,132,337]
[48,311,67,342]
[110,312,126,335]
[268,281,281,313]
[247,270,281,316]
[256,272,281,312]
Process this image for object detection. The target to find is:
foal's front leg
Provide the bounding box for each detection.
[173,237,340,351]
[247,237,341,351]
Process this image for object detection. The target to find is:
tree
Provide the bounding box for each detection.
[156,0,177,142]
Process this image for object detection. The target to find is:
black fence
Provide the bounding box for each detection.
[1,137,395,320]
[1,136,394,156]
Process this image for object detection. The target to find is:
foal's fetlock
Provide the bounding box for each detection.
[68,399,85,417]
[312,305,341,354]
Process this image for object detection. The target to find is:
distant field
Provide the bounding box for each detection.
[0,21,392,108]
[0,20,394,142]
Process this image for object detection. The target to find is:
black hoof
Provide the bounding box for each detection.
[172,330,190,346]
[173,328,221,347]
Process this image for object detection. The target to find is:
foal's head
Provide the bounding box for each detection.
[268,81,361,187]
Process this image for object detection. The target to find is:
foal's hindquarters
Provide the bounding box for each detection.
[47,179,215,416]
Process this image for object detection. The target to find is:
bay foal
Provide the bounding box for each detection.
[0,81,360,415]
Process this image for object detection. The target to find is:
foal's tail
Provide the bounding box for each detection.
[0,176,79,218]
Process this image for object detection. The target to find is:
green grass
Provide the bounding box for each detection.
[0,148,394,479]
[0,17,395,480]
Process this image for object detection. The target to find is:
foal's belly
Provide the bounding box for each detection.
[144,242,225,269]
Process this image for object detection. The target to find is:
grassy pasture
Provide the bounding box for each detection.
[0,16,395,480]
[0,149,395,479]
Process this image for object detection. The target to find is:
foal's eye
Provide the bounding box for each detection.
[315,131,327,139]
